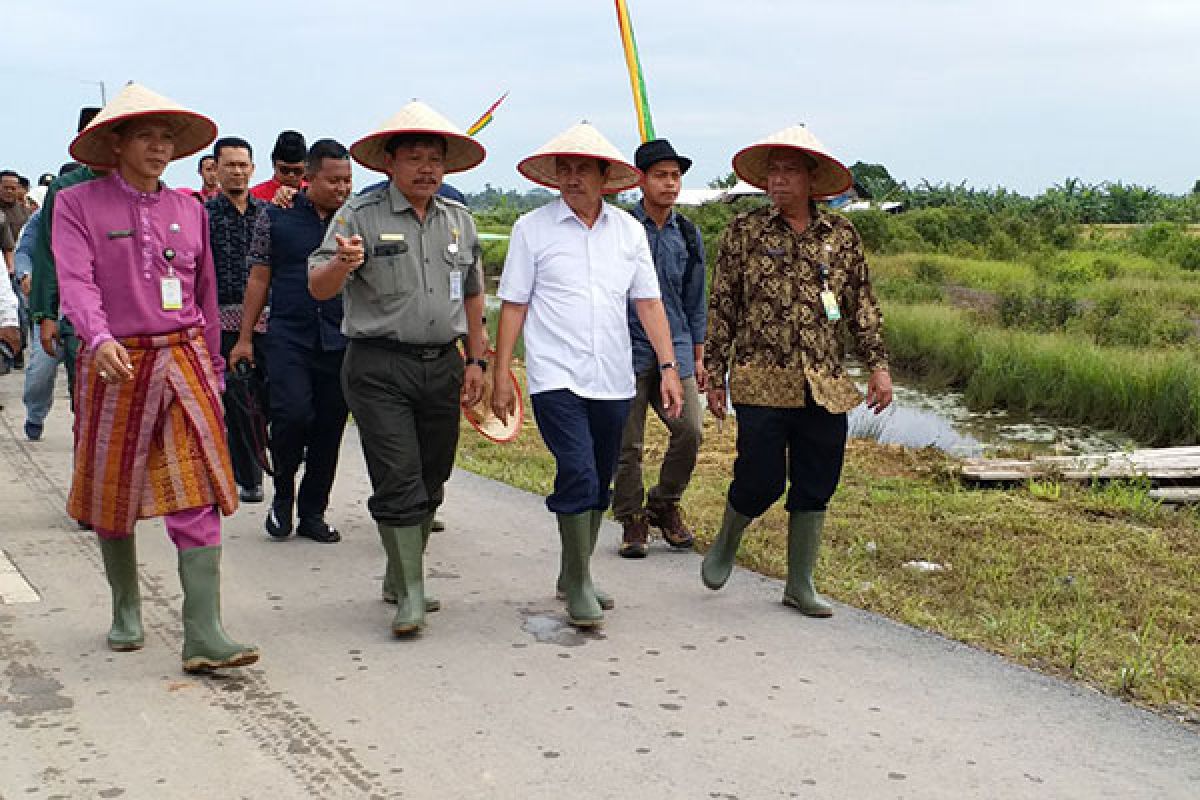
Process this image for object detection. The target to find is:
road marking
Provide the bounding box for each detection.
[0,549,40,603]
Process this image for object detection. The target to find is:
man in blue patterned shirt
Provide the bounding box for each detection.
[206,136,270,503]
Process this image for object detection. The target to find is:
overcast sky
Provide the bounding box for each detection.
[2,0,1197,195]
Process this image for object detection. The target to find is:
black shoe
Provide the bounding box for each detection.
[296,516,341,544]
[239,485,265,503]
[265,506,292,539]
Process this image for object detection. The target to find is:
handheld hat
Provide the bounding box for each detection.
[518,122,642,193]
[351,101,485,175]
[634,138,692,175]
[732,124,852,199]
[69,82,217,170]
[461,350,523,444]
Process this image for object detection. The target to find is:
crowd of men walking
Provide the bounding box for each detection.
[0,81,893,673]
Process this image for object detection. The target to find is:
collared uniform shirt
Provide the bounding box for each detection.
[311,183,482,345]
[206,192,268,333]
[628,202,706,379]
[52,172,223,375]
[704,205,888,413]
[499,197,661,400]
[0,210,13,253]
[248,190,345,352]
[0,200,30,247]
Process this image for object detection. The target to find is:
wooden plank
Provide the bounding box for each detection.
[962,445,1200,484]
[1149,488,1200,504]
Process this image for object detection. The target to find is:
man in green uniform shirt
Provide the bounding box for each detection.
[29,107,103,407]
[308,102,487,637]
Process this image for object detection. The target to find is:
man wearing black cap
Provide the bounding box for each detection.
[251,130,307,202]
[612,139,708,558]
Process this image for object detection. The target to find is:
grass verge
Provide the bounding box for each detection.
[884,303,1200,445]
[457,376,1200,723]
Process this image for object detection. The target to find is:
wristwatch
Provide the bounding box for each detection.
[465,357,488,371]
[659,362,677,372]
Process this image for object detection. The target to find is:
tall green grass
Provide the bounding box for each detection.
[885,304,1200,444]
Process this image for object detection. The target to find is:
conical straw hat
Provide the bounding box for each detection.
[68,82,217,170]
[517,122,641,193]
[351,101,486,174]
[461,352,523,444]
[732,125,853,199]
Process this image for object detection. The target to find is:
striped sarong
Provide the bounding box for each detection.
[68,327,238,534]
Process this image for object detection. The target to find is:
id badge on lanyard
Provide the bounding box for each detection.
[161,263,183,311]
[818,252,841,322]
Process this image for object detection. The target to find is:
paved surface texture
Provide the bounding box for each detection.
[0,382,1197,799]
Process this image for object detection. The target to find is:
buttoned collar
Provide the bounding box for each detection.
[632,200,678,231]
[388,182,445,220]
[209,191,262,217]
[110,170,165,203]
[766,201,829,237]
[553,196,609,229]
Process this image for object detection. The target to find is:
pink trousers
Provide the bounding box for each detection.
[95,505,221,550]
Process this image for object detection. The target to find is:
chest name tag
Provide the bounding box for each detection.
[449,270,463,301]
[161,276,183,311]
[820,289,841,322]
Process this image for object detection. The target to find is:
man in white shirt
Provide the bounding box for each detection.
[492,122,683,629]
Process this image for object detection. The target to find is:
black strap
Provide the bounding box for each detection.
[675,213,702,272]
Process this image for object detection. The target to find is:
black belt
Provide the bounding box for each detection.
[355,338,457,361]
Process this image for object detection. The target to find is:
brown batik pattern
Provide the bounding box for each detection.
[703,206,888,413]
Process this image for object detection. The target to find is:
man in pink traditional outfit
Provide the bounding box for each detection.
[53,82,258,673]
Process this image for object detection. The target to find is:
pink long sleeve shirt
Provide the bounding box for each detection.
[53,172,224,379]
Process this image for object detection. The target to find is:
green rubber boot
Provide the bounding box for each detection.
[178,546,259,673]
[783,511,834,618]
[380,522,440,612]
[382,524,427,635]
[555,510,614,610]
[98,536,144,652]
[557,512,604,628]
[701,503,753,591]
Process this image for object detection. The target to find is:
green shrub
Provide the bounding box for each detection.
[997,286,1080,331]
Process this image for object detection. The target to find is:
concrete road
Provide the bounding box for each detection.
[0,384,1197,799]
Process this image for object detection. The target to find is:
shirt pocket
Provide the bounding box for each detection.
[363,249,420,296]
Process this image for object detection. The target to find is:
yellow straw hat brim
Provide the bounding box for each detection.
[517,122,642,193]
[68,83,216,170]
[732,125,853,199]
[350,101,486,174]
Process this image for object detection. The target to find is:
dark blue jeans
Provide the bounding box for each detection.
[531,389,632,515]
[728,403,848,518]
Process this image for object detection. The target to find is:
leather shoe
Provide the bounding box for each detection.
[265,506,292,539]
[239,485,265,503]
[297,516,341,544]
[24,420,43,441]
[618,516,649,558]
[647,499,695,549]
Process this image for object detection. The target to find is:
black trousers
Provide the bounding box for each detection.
[342,340,463,528]
[728,403,848,518]
[220,330,269,491]
[266,339,348,520]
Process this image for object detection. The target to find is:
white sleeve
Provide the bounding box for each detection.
[497,217,535,304]
[628,222,661,300]
[0,267,17,327]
